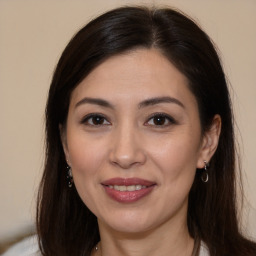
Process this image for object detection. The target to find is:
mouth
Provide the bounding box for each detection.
[101,178,156,203]
[105,184,148,191]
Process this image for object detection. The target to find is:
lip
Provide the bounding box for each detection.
[101,177,156,203]
[101,177,156,186]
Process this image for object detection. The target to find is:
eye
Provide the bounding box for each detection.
[146,113,176,127]
[81,114,111,126]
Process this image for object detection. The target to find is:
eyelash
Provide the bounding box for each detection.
[80,113,177,127]
[81,113,111,126]
[145,113,177,127]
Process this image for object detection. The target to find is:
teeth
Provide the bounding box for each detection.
[119,185,126,191]
[127,185,136,191]
[109,185,147,191]
[135,185,142,190]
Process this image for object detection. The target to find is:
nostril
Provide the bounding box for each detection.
[109,132,147,168]
[109,151,146,169]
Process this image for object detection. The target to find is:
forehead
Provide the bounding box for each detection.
[70,48,196,108]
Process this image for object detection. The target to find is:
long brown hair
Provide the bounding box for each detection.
[37,6,256,256]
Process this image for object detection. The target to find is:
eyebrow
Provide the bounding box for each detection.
[75,97,114,109]
[139,96,185,109]
[75,96,184,109]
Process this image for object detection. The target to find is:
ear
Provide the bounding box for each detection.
[197,115,221,168]
[59,124,70,163]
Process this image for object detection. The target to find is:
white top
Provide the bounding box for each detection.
[2,235,210,256]
[2,236,40,256]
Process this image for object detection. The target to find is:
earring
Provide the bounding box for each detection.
[67,165,73,188]
[201,160,209,183]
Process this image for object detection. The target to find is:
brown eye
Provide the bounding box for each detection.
[82,114,110,126]
[152,116,168,125]
[146,113,176,127]
[91,116,105,125]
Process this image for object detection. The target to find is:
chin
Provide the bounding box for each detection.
[106,221,153,235]
[98,209,163,235]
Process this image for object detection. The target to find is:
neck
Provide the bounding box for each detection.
[95,213,195,256]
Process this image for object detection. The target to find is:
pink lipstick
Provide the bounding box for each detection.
[101,178,156,203]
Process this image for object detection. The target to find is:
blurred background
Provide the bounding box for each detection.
[0,0,255,251]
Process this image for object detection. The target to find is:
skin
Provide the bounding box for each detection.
[61,48,221,256]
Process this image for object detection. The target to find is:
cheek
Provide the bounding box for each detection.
[66,133,108,211]
[148,131,201,184]
[149,139,199,214]
[67,131,109,188]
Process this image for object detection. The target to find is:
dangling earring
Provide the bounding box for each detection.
[201,160,209,183]
[67,165,73,188]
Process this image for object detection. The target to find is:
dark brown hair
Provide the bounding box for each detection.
[37,6,256,256]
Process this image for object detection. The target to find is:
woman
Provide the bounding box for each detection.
[4,5,256,256]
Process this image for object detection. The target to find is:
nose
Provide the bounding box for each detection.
[109,124,146,169]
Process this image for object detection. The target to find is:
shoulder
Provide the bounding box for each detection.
[199,241,210,256]
[2,235,41,256]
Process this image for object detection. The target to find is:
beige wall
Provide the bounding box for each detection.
[0,0,255,241]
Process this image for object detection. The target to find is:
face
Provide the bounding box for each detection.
[62,49,216,235]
